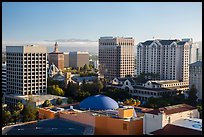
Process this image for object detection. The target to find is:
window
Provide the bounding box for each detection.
[123,123,127,130]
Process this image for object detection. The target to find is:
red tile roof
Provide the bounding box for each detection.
[146,104,196,115]
[151,124,202,135]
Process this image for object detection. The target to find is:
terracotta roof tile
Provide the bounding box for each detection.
[151,124,202,135]
[146,104,196,115]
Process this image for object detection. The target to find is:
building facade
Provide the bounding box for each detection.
[2,63,6,94]
[5,45,48,106]
[69,51,89,68]
[108,78,188,102]
[48,42,64,70]
[143,104,200,135]
[189,61,202,101]
[99,37,135,80]
[64,52,69,68]
[137,39,190,82]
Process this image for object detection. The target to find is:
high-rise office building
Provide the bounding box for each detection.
[64,52,69,68]
[48,42,64,70]
[99,37,135,80]
[6,45,47,96]
[69,52,89,68]
[2,63,6,96]
[137,39,190,82]
[182,38,199,64]
[189,61,202,101]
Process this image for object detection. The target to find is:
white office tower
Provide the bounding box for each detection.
[137,39,190,82]
[6,45,47,96]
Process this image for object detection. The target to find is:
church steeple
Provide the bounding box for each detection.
[54,42,59,52]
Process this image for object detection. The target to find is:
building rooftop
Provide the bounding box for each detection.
[71,76,97,83]
[2,118,93,135]
[150,80,179,85]
[150,124,202,135]
[6,94,67,103]
[79,94,119,110]
[146,104,196,115]
[189,61,202,67]
[172,118,202,131]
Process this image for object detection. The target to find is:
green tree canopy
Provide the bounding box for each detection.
[15,102,24,112]
[2,110,11,126]
[67,97,74,104]
[83,64,90,71]
[21,105,38,122]
[50,85,64,96]
[187,84,198,106]
[42,100,52,107]
[56,98,63,105]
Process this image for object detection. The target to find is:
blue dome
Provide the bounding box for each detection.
[79,95,119,110]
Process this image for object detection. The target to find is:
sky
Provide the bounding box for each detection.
[2,2,202,52]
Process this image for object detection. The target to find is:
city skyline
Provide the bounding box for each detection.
[2,2,202,48]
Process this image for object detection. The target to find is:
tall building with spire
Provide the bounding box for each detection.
[54,42,59,53]
[48,42,64,70]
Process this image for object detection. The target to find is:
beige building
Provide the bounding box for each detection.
[143,104,200,135]
[99,37,135,80]
[64,52,69,68]
[189,61,202,101]
[137,39,190,82]
[69,51,89,68]
[48,42,64,70]
[6,45,47,96]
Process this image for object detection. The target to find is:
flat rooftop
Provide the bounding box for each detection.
[5,94,67,102]
[172,118,202,131]
[2,118,92,135]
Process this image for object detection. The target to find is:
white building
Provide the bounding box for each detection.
[137,39,190,82]
[189,61,202,101]
[5,45,47,106]
[2,63,6,103]
[109,78,189,101]
[2,63,6,94]
[99,36,135,80]
[143,104,200,135]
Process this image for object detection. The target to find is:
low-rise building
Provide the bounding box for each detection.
[4,94,68,107]
[71,76,98,85]
[143,104,200,135]
[38,95,143,135]
[108,78,188,101]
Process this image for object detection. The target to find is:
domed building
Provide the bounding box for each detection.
[79,94,119,110]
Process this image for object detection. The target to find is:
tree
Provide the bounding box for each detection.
[15,102,24,112]
[77,91,91,102]
[12,111,20,124]
[56,98,62,105]
[135,99,141,107]
[51,85,64,96]
[67,97,74,104]
[146,97,158,108]
[21,105,38,122]
[2,110,11,126]
[97,80,103,93]
[42,100,52,107]
[83,64,90,71]
[187,84,198,106]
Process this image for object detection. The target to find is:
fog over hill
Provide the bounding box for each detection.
[2,39,202,57]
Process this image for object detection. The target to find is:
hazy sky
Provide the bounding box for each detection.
[2,2,202,44]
